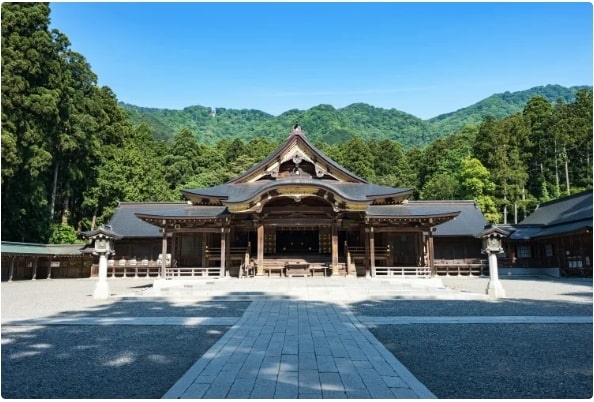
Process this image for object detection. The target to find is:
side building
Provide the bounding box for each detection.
[500,189,592,277]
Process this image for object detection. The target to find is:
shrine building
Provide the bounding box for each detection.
[107,125,489,279]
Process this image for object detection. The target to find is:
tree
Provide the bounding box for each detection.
[418,126,476,200]
[335,136,375,181]
[458,157,499,222]
[368,139,412,187]
[474,114,530,223]
[81,123,172,230]
[421,172,460,200]
[49,223,83,244]
[163,127,204,191]
[550,89,593,193]
[1,3,60,241]
[523,96,554,199]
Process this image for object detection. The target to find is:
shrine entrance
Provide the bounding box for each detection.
[263,225,332,256]
[276,228,319,254]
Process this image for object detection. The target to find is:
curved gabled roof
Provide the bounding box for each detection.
[181,125,415,211]
[227,125,368,184]
[182,180,412,204]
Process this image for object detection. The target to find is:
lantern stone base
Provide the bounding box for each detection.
[93,281,110,300]
[486,279,506,298]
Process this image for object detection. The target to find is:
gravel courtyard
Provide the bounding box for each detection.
[1,276,592,398]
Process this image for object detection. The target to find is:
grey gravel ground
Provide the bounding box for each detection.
[1,325,229,398]
[356,276,593,399]
[1,276,592,399]
[368,323,592,399]
[1,278,244,399]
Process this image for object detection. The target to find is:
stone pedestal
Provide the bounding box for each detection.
[486,252,505,298]
[93,253,110,300]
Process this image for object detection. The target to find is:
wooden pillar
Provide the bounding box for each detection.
[202,232,208,267]
[171,233,177,268]
[47,260,53,279]
[257,222,264,275]
[220,227,227,277]
[364,225,370,277]
[416,232,424,267]
[331,222,339,275]
[428,230,436,277]
[369,226,376,277]
[388,237,394,266]
[161,229,167,278]
[344,240,351,276]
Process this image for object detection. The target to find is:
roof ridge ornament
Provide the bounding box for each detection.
[291,123,305,137]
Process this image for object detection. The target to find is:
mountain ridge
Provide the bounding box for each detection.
[120,84,591,148]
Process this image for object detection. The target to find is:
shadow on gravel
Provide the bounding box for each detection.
[1,287,249,399]
[2,285,336,399]
[350,291,593,399]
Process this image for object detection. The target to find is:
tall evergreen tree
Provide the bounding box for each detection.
[2,3,59,241]
[335,136,375,181]
[474,114,529,223]
[550,89,593,193]
[523,96,554,199]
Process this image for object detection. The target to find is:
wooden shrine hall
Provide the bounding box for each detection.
[105,125,488,279]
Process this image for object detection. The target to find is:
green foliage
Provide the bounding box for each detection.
[49,223,82,244]
[420,172,460,200]
[458,157,495,198]
[417,126,476,198]
[335,136,375,181]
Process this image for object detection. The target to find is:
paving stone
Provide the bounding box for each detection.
[203,382,231,398]
[391,386,422,398]
[319,372,345,392]
[382,374,408,388]
[162,297,436,399]
[299,391,323,398]
[321,390,347,399]
[274,383,298,398]
[316,355,339,373]
[226,377,256,398]
[280,353,299,371]
[299,368,321,392]
[183,381,210,398]
[250,378,277,398]
[299,352,318,370]
[345,388,372,398]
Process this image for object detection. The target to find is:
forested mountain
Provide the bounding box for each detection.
[428,85,591,136]
[120,84,590,149]
[121,102,434,148]
[2,3,592,243]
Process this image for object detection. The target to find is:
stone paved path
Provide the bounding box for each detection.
[163,298,436,399]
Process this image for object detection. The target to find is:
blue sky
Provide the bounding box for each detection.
[49,2,592,119]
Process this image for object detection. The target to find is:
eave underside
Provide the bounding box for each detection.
[135,210,459,232]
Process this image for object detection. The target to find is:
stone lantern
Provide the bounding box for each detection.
[476,224,509,298]
[81,225,122,300]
